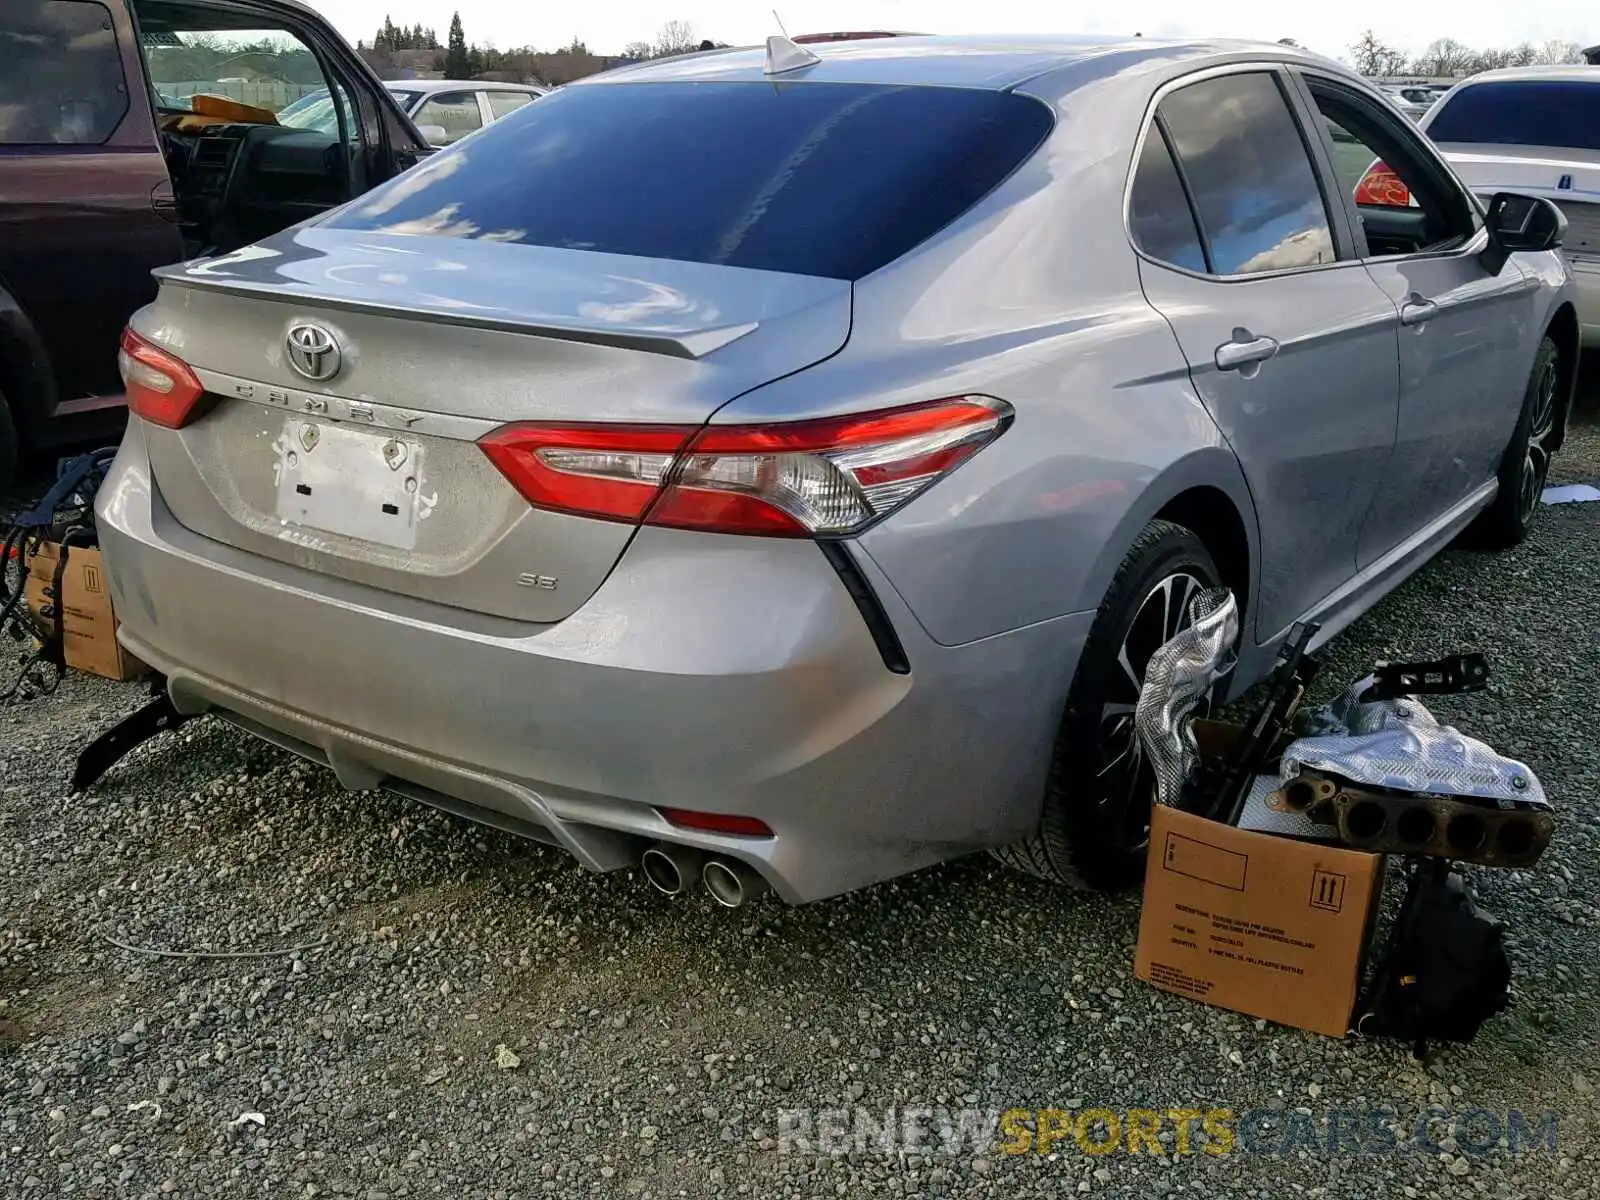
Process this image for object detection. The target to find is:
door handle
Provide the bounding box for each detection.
[1399,297,1438,327]
[150,180,179,224]
[1214,332,1280,372]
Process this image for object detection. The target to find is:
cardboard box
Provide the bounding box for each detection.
[24,541,147,682]
[1134,804,1383,1037]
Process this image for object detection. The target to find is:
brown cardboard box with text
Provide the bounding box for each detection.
[1135,803,1383,1038]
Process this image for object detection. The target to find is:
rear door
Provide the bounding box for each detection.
[1297,70,1535,561]
[1131,66,1402,643]
[0,0,183,409]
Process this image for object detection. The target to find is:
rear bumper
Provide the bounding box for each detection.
[97,424,1091,903]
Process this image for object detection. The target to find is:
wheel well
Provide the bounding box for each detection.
[0,286,59,443]
[1157,487,1251,617]
[1546,302,1579,453]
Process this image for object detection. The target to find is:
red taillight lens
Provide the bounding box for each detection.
[1353,161,1412,208]
[478,423,693,522]
[118,328,206,429]
[658,807,774,837]
[479,397,1011,538]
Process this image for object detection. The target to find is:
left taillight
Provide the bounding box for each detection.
[118,328,206,428]
[479,396,1012,538]
[1353,161,1413,209]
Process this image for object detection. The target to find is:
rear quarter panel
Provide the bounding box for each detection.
[711,58,1260,648]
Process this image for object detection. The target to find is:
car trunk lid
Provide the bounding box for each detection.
[1437,144,1600,261]
[134,228,852,623]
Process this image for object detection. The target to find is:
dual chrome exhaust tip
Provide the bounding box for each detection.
[640,843,770,908]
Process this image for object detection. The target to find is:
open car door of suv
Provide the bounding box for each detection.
[133,0,433,257]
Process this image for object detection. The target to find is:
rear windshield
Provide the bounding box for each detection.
[1427,81,1600,151]
[325,80,1053,280]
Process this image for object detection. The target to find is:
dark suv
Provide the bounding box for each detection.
[0,0,435,484]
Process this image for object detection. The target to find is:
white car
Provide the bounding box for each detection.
[277,80,546,148]
[385,80,548,146]
[1416,67,1600,345]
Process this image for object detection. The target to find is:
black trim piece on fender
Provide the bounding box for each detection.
[817,541,911,675]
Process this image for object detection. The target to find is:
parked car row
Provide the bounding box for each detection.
[89,34,1579,904]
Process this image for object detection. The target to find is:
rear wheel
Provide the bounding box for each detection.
[1467,336,1560,550]
[993,519,1220,891]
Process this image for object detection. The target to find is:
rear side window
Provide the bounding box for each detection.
[1156,72,1334,276]
[1129,126,1208,273]
[0,0,128,146]
[326,80,1054,281]
[486,90,534,119]
[1427,82,1600,152]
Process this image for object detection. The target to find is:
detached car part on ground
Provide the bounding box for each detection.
[90,35,1578,905]
[1132,588,1550,1049]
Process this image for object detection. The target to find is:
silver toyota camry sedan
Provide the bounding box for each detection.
[98,35,1577,905]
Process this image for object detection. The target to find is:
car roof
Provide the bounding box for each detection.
[387,79,545,94]
[582,33,1338,92]
[1447,66,1600,86]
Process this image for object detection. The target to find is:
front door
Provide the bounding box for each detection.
[1129,67,1402,643]
[1296,71,1536,564]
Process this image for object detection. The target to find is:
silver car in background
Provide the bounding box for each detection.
[98,36,1577,905]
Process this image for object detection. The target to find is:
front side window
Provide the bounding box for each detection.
[413,92,482,145]
[1427,81,1600,152]
[0,0,128,145]
[137,3,342,131]
[1309,81,1475,255]
[1156,72,1334,276]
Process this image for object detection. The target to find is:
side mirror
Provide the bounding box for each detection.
[1480,192,1566,275]
[416,123,449,147]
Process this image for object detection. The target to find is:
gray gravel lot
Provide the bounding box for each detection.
[3,408,1600,1199]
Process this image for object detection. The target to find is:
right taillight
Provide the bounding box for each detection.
[1353,161,1412,208]
[118,328,206,428]
[479,396,1011,538]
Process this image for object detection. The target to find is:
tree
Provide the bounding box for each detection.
[444,12,471,77]
[653,20,699,59]
[1412,38,1475,77]
[1535,38,1583,65]
[621,40,653,61]
[1350,30,1402,76]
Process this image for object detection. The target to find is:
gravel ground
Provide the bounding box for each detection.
[3,405,1600,1199]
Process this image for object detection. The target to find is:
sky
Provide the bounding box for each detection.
[302,0,1597,60]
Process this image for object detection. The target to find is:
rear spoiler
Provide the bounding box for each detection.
[152,265,756,360]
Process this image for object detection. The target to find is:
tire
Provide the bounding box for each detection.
[993,519,1221,891]
[1466,336,1560,550]
[0,387,15,491]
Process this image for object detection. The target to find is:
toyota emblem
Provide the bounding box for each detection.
[285,322,342,382]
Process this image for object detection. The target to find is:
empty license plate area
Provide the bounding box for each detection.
[274,419,427,550]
